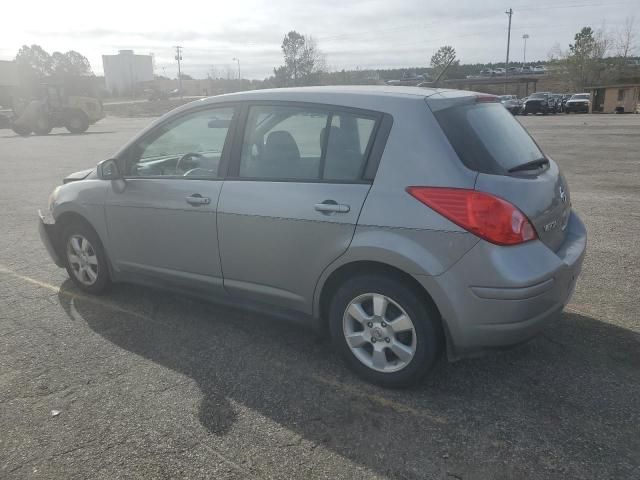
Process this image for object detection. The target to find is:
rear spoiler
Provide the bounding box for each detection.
[426,91,499,112]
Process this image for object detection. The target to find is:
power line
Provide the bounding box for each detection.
[516,0,635,11]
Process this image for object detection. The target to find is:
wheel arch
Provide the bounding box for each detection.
[316,260,443,333]
[54,210,114,278]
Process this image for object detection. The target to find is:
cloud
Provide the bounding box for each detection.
[1,0,635,79]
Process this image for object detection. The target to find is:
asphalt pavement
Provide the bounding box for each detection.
[1,113,639,479]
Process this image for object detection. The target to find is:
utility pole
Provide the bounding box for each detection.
[174,46,183,99]
[504,8,513,94]
[522,34,529,65]
[232,57,241,80]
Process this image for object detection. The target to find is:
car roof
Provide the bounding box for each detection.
[198,85,448,105]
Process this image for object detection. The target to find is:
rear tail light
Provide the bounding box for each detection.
[406,187,537,246]
[475,95,500,103]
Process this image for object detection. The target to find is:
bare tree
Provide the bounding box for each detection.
[547,43,564,62]
[616,16,637,59]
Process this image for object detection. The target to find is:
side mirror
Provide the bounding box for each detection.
[98,158,122,180]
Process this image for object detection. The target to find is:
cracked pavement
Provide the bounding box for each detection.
[1,114,639,479]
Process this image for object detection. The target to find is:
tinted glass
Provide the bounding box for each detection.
[239,105,376,181]
[434,102,544,174]
[130,108,234,178]
[323,113,376,181]
[240,106,328,179]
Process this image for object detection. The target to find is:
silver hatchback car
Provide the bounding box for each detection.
[39,86,586,387]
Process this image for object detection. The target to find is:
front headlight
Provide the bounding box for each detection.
[48,186,61,211]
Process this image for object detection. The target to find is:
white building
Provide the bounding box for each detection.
[102,50,153,95]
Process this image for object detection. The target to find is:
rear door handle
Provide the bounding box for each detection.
[314,200,350,214]
[185,194,211,206]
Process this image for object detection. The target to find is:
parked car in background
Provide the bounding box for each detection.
[550,94,564,112]
[507,67,520,74]
[38,86,586,387]
[565,93,590,113]
[522,92,556,115]
[521,65,533,74]
[532,65,546,74]
[561,94,572,112]
[499,95,522,114]
[479,69,494,76]
[493,68,506,75]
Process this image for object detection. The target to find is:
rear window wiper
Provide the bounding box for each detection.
[508,158,549,173]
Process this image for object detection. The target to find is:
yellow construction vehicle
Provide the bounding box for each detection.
[10,83,104,136]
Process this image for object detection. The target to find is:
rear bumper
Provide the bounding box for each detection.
[566,104,589,112]
[416,211,586,359]
[38,210,65,268]
[523,103,548,113]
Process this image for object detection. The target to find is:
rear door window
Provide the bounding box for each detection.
[238,105,378,182]
[433,102,544,174]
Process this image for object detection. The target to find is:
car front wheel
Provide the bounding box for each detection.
[329,274,442,388]
[61,222,111,293]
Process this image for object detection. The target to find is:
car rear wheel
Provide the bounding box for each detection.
[329,274,442,388]
[61,222,111,293]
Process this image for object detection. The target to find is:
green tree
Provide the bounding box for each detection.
[15,44,53,78]
[566,27,610,89]
[275,31,326,86]
[51,50,93,77]
[430,45,459,81]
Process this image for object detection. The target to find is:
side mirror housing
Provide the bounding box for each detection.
[98,158,122,180]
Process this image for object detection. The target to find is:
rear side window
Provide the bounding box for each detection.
[239,105,377,181]
[434,103,544,174]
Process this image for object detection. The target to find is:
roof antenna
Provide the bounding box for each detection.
[418,55,456,88]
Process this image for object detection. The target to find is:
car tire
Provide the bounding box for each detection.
[65,111,89,134]
[328,273,443,388]
[61,221,111,294]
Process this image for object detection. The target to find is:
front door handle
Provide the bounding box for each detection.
[185,194,211,206]
[314,200,350,214]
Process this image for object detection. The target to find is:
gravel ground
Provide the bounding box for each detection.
[0,113,639,479]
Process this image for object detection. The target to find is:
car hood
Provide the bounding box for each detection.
[63,168,96,184]
[567,99,589,103]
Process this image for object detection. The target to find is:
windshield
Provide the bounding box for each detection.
[433,102,544,175]
[571,94,590,100]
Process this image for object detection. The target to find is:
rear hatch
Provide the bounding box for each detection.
[427,93,571,251]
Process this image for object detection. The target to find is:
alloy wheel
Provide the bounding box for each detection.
[66,234,99,286]
[342,293,417,373]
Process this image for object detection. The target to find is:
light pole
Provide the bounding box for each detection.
[522,34,529,66]
[232,57,241,80]
[174,46,183,99]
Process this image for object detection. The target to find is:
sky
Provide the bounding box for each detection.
[1,0,636,79]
